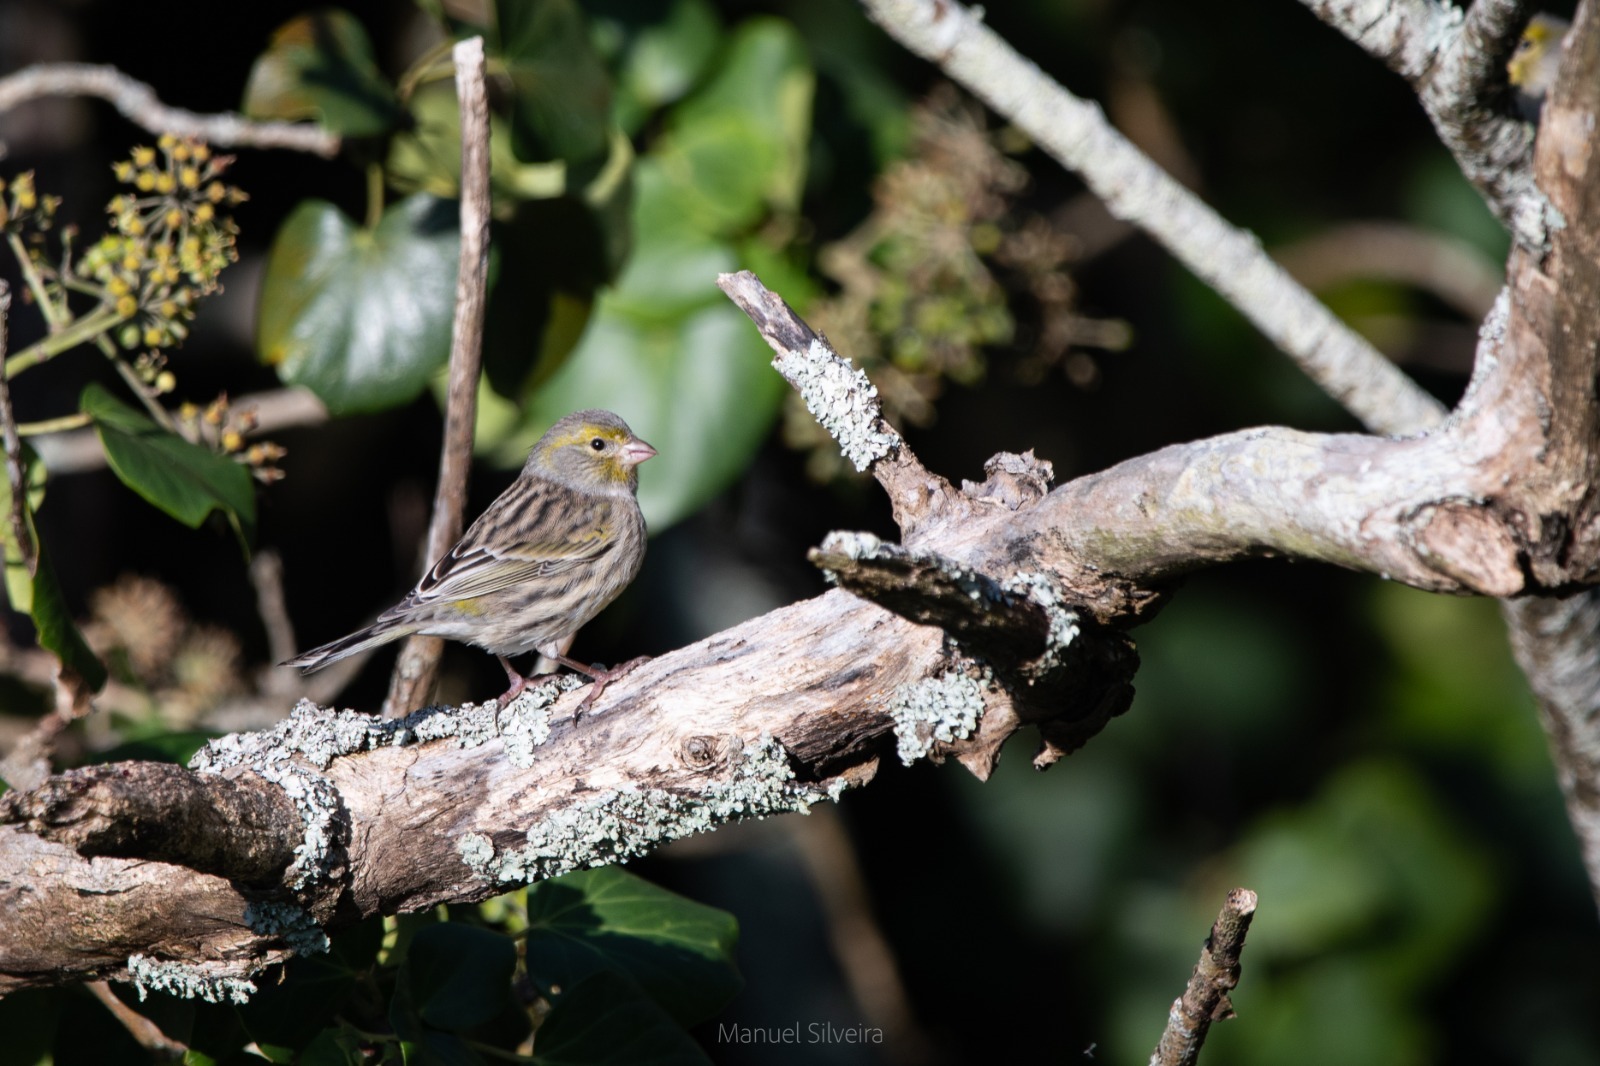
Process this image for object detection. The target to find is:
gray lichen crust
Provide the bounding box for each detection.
[188,680,580,890]
[244,899,331,956]
[460,735,840,887]
[889,670,986,765]
[127,954,258,1005]
[1002,571,1082,672]
[775,339,900,471]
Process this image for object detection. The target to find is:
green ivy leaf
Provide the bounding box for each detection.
[609,0,723,132]
[532,971,709,1066]
[258,194,459,415]
[82,384,256,544]
[405,923,517,1032]
[650,19,813,235]
[27,538,107,694]
[525,867,740,1026]
[495,0,614,165]
[242,10,405,137]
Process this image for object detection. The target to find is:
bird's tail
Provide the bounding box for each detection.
[280,617,419,673]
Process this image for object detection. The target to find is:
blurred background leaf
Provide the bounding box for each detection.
[241,10,405,137]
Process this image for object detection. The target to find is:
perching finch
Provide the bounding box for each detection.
[283,409,655,712]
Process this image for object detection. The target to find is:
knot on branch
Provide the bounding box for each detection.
[961,450,1054,510]
[809,530,1137,772]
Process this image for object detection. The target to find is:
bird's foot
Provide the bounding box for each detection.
[569,655,651,719]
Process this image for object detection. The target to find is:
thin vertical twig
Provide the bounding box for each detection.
[383,36,492,717]
[0,282,32,577]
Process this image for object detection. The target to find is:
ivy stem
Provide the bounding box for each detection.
[365,162,385,231]
[107,353,178,433]
[6,232,66,331]
[0,282,36,577]
[16,411,91,435]
[4,304,128,376]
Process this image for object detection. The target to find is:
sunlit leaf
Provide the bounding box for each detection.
[258,195,459,415]
[82,384,256,544]
[650,19,812,235]
[242,10,405,137]
[608,0,722,131]
[496,222,785,530]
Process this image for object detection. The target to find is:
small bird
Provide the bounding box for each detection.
[1508,14,1570,120]
[283,409,656,713]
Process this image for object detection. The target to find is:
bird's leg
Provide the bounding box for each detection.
[547,653,651,718]
[496,655,534,707]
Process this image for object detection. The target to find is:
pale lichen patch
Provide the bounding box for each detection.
[459,736,840,887]
[889,671,986,765]
[775,339,900,471]
[128,954,257,1005]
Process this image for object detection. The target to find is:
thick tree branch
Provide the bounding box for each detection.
[857,0,1445,437]
[0,573,1138,993]
[0,762,302,884]
[0,63,340,157]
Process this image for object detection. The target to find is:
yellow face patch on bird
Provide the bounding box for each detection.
[536,418,657,488]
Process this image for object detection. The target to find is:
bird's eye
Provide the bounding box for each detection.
[590,437,607,451]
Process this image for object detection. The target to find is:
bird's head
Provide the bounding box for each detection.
[528,409,656,495]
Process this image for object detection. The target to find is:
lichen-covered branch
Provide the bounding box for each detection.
[0,63,340,157]
[856,0,1445,437]
[1148,888,1258,1066]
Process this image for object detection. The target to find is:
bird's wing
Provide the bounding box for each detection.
[410,489,617,604]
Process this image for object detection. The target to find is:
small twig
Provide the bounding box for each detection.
[1298,0,1546,249]
[31,386,326,475]
[0,63,341,157]
[249,550,297,667]
[1149,888,1258,1066]
[716,270,955,541]
[383,37,492,717]
[0,283,33,577]
[1273,222,1503,320]
[85,980,187,1060]
[858,0,1446,438]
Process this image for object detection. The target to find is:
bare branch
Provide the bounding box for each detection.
[0,63,340,157]
[385,38,493,716]
[717,271,956,540]
[1149,888,1258,1066]
[86,980,188,1059]
[0,569,1144,992]
[856,0,1445,437]
[1273,221,1503,321]
[1298,0,1548,247]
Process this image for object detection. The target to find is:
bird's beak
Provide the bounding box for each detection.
[622,438,657,467]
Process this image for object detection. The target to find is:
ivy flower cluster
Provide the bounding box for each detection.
[80,135,248,352]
